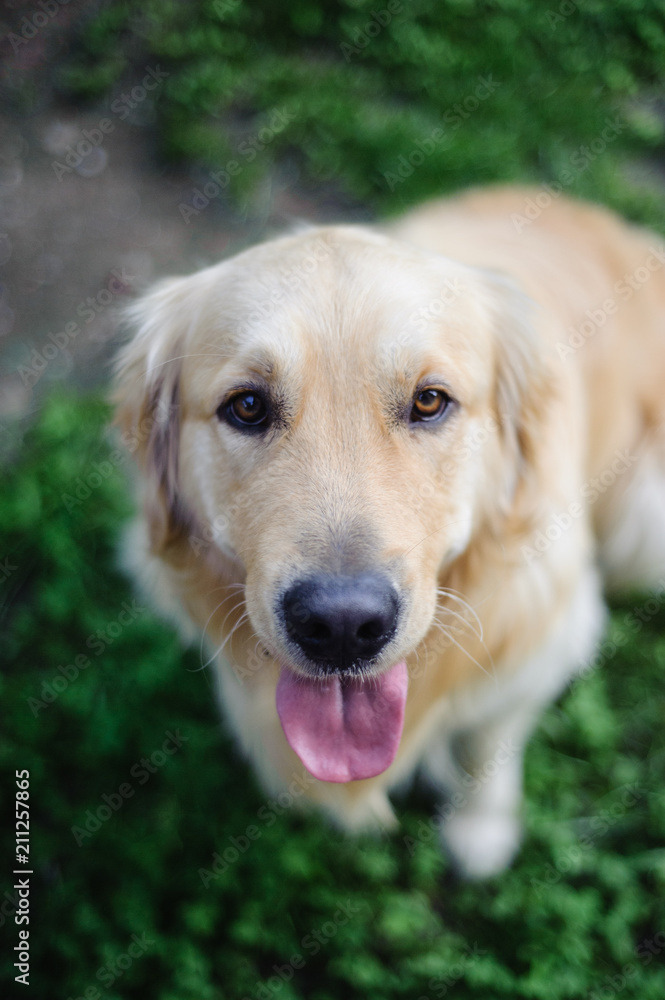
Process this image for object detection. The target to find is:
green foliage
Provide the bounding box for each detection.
[1,392,665,997]
[58,0,665,221]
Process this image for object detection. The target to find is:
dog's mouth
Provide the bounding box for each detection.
[275,661,408,783]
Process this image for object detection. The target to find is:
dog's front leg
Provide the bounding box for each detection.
[433,564,606,877]
[438,704,540,878]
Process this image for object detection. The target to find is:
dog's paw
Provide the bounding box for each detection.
[441,810,522,879]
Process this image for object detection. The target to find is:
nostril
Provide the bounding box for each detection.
[357,619,385,642]
[301,619,331,642]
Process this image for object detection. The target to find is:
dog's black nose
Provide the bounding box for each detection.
[282,574,399,671]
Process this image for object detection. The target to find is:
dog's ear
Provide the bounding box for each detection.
[113,276,192,553]
[483,273,557,524]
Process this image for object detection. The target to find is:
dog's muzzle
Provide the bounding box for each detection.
[276,572,407,783]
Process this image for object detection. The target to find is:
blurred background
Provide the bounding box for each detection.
[1,2,665,998]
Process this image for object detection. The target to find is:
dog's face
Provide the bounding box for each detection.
[115,226,546,784]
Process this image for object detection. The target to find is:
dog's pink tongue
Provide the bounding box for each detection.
[276,661,408,783]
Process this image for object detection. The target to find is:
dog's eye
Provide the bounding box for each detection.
[410,388,451,423]
[221,391,270,429]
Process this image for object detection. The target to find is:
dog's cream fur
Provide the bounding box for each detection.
[114,187,665,876]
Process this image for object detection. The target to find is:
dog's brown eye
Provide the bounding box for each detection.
[410,388,450,423]
[223,391,269,429]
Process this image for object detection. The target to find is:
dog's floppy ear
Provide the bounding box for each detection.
[483,272,557,523]
[113,276,193,553]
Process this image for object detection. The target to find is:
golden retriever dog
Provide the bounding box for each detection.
[113,186,665,877]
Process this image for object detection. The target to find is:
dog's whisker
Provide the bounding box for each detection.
[402,517,474,558]
[221,611,252,661]
[431,607,497,679]
[433,622,496,682]
[200,340,236,358]
[195,597,230,670]
[205,581,246,600]
[433,589,500,681]
[197,595,247,670]
[215,582,247,601]
[252,637,267,662]
[435,587,484,642]
[193,585,248,668]
[432,616,483,654]
[429,622,496,683]
[410,643,426,679]
[431,596,482,633]
[204,594,245,641]
[133,352,236,381]
[437,584,497,614]
[203,609,252,669]
[216,601,249,646]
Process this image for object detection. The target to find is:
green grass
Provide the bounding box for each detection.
[54,0,665,223]
[1,394,664,999]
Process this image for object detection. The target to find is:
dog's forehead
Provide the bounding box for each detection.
[189,227,493,401]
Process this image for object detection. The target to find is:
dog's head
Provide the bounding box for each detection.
[114,226,550,783]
